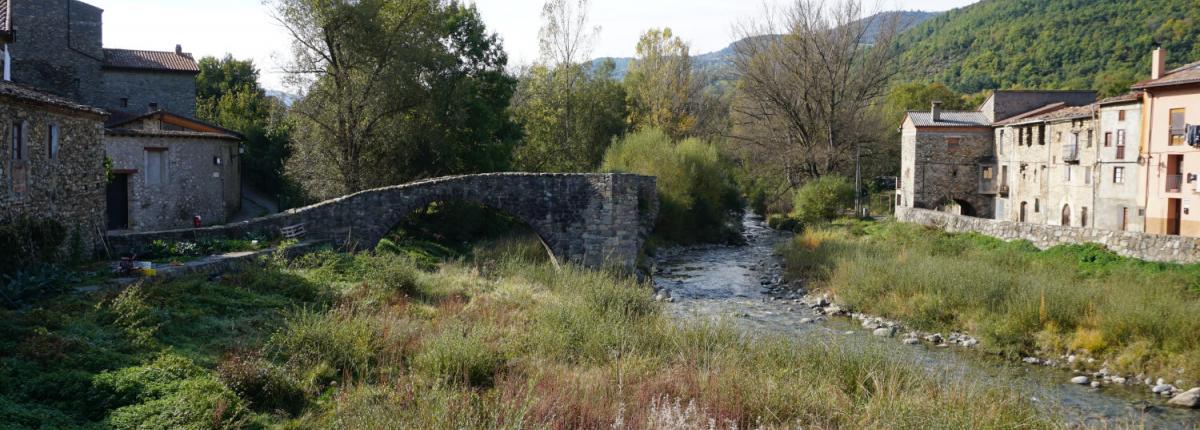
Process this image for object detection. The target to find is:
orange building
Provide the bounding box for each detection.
[1134,48,1200,235]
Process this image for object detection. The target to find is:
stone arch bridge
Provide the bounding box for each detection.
[107,173,658,270]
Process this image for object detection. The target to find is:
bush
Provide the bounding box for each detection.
[792,176,855,223]
[92,353,249,429]
[267,307,381,383]
[0,217,69,275]
[216,350,306,415]
[412,325,505,388]
[601,128,742,244]
[766,214,804,233]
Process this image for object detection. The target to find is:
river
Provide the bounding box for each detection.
[652,213,1200,429]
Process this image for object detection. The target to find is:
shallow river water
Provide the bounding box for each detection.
[653,213,1200,429]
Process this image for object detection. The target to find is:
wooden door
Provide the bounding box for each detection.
[1168,198,1182,236]
[106,174,129,230]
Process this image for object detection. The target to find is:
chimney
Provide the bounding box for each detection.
[175,44,183,55]
[931,100,943,122]
[1152,47,1166,80]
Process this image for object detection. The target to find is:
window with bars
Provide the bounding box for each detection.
[1170,108,1186,145]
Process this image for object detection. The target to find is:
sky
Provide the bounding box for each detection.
[85,0,979,91]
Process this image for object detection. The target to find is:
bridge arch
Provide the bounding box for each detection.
[107,173,659,271]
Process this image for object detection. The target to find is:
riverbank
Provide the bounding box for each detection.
[777,219,1200,406]
[0,237,1052,428]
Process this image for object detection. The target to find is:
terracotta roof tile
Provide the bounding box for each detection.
[0,80,106,116]
[1098,91,1142,105]
[103,49,200,73]
[1133,60,1200,89]
[993,102,1068,126]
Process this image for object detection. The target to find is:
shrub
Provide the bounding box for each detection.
[0,217,68,275]
[216,350,306,415]
[413,324,505,388]
[792,176,854,223]
[601,128,742,244]
[93,353,249,429]
[267,307,381,383]
[362,252,421,297]
[766,214,804,233]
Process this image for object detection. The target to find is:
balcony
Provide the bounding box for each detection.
[1166,174,1184,193]
[999,184,1010,196]
[1062,143,1079,163]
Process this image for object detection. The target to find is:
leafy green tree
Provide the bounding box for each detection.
[511,0,627,172]
[195,56,292,198]
[625,28,700,140]
[792,176,854,223]
[273,0,517,199]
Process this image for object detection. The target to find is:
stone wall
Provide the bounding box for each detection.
[107,173,659,271]
[902,126,994,217]
[0,98,107,250]
[9,0,105,105]
[105,133,241,231]
[896,206,1200,264]
[99,70,198,118]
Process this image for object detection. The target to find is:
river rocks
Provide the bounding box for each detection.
[873,327,896,337]
[1167,388,1200,408]
[1091,381,1102,388]
[1111,377,1127,384]
[924,333,944,344]
[1152,384,1174,394]
[1022,357,1041,365]
[799,318,814,324]
[1070,376,1090,385]
[902,337,920,345]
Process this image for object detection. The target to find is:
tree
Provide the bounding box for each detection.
[195,55,292,198]
[729,0,901,193]
[273,0,517,200]
[511,0,626,172]
[624,28,701,140]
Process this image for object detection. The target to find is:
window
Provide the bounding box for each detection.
[1104,132,1112,147]
[1114,166,1125,184]
[1085,166,1092,185]
[149,102,159,111]
[48,123,59,159]
[1035,199,1040,213]
[120,98,129,108]
[1064,165,1072,182]
[1119,110,1126,122]
[1170,108,1186,145]
[1001,165,1009,187]
[1081,207,1088,228]
[10,121,22,160]
[145,149,167,186]
[1116,130,1127,160]
[1056,131,1063,143]
[946,137,961,151]
[1087,130,1093,147]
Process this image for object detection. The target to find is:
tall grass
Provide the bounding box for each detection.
[0,236,1053,428]
[783,221,1200,379]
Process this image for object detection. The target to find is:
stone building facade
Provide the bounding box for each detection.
[1044,107,1098,228]
[1094,93,1144,232]
[0,81,107,248]
[1133,48,1200,237]
[898,105,994,217]
[100,49,199,118]
[105,111,241,231]
[4,0,105,106]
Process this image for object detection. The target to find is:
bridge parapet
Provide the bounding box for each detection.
[106,173,658,271]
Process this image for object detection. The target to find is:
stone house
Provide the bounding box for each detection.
[2,0,243,232]
[1133,48,1200,236]
[104,111,241,231]
[1094,92,1144,232]
[897,103,994,216]
[0,80,107,247]
[898,90,1096,221]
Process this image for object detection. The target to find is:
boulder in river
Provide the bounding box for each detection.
[902,337,920,345]
[1070,376,1090,385]
[1168,388,1200,408]
[1153,383,1174,394]
[873,327,895,337]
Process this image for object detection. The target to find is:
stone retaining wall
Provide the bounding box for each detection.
[107,173,659,271]
[896,206,1200,264]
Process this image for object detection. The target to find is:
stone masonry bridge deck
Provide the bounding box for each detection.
[106,173,658,270]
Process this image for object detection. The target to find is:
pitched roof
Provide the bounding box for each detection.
[993,102,1068,126]
[105,128,241,140]
[1098,91,1142,106]
[1132,59,1200,89]
[105,109,243,140]
[103,49,200,73]
[905,111,990,127]
[0,80,107,116]
[1034,104,1096,122]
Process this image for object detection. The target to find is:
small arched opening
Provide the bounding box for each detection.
[953,199,977,217]
[1061,204,1071,226]
[1019,201,1028,222]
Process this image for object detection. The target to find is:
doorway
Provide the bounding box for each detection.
[1061,205,1071,226]
[1167,198,1182,236]
[1019,202,1028,222]
[106,174,130,230]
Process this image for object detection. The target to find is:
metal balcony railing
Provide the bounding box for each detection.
[1166,174,1184,192]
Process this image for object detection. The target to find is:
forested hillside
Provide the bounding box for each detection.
[896,0,1200,96]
